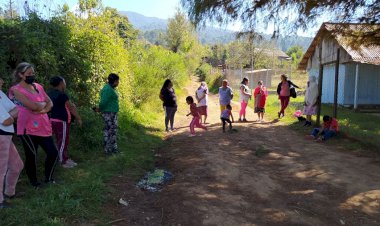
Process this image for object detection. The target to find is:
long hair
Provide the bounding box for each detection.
[161,79,172,91]
[241,77,249,84]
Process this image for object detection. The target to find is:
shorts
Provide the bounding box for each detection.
[254,107,265,113]
[197,106,208,116]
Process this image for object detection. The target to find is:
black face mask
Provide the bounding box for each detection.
[25,75,36,84]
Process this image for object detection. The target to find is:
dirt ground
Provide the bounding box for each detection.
[105,78,380,226]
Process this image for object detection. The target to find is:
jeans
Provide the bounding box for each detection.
[311,128,337,140]
[164,106,177,130]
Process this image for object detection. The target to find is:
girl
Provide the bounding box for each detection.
[9,62,58,188]
[239,77,251,122]
[160,79,177,132]
[186,96,207,137]
[254,80,268,122]
[276,74,299,118]
[221,104,234,132]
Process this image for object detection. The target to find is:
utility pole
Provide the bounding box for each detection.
[8,0,15,19]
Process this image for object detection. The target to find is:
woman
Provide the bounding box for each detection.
[239,77,251,122]
[0,79,23,208]
[195,81,208,124]
[303,76,319,126]
[254,80,268,122]
[160,79,177,132]
[99,73,119,155]
[276,74,299,118]
[9,62,58,188]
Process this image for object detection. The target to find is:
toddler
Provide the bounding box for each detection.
[186,96,207,137]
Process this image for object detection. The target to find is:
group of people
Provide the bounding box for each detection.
[159,74,338,140]
[0,62,120,208]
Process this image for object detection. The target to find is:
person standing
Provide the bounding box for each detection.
[220,104,234,132]
[186,96,207,137]
[276,74,299,118]
[9,62,58,188]
[238,77,251,122]
[99,73,120,155]
[0,80,24,208]
[303,76,319,126]
[160,79,177,132]
[195,81,208,124]
[48,76,82,168]
[218,79,233,112]
[254,80,268,122]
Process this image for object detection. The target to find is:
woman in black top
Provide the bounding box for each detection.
[160,79,177,132]
[276,74,299,118]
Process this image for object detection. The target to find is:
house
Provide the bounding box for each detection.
[299,23,380,109]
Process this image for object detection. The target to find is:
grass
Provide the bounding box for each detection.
[0,106,165,225]
[257,93,380,152]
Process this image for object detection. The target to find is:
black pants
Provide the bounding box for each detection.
[19,135,58,184]
[164,106,177,130]
[221,118,232,131]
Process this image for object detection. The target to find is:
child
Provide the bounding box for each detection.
[221,104,234,132]
[253,80,268,122]
[186,96,207,137]
[309,115,339,141]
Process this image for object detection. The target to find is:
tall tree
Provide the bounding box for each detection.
[181,0,380,45]
[165,10,195,53]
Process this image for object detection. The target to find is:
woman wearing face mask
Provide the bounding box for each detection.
[9,62,58,188]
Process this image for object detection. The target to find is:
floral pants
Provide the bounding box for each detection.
[102,112,118,154]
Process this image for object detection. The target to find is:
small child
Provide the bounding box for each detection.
[309,115,339,141]
[186,96,207,137]
[221,104,234,132]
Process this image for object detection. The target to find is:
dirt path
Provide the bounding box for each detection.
[108,78,380,226]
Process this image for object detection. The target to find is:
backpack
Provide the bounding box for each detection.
[290,86,297,98]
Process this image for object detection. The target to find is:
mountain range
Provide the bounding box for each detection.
[119,11,313,52]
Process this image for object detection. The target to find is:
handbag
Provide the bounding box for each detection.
[290,87,297,98]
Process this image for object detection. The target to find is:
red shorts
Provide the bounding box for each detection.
[197,106,208,116]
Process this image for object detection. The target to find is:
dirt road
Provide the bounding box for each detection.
[109,78,380,226]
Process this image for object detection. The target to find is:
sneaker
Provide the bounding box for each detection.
[238,119,242,122]
[66,159,78,166]
[278,112,281,118]
[0,201,11,209]
[62,162,75,168]
[4,191,26,200]
[243,118,248,122]
[188,134,196,137]
[31,181,41,189]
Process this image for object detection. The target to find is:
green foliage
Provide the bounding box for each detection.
[196,62,223,92]
[286,45,303,68]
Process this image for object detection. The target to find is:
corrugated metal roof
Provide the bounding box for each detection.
[298,23,380,70]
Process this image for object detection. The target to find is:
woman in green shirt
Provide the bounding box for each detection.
[99,73,119,155]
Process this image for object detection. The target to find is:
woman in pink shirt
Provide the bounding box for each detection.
[276,74,299,118]
[10,62,58,188]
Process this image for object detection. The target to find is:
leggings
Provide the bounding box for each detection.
[239,101,248,118]
[190,116,207,135]
[221,118,232,131]
[102,112,118,154]
[164,106,177,130]
[19,135,58,184]
[0,135,23,202]
[279,96,290,114]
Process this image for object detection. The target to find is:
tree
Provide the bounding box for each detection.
[286,45,303,68]
[181,0,380,45]
[165,10,195,53]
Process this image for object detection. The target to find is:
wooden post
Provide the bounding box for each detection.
[316,45,324,126]
[354,63,359,109]
[333,48,340,118]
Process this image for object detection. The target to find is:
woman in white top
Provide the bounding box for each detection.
[195,81,208,124]
[303,76,319,126]
[0,78,24,208]
[239,77,252,122]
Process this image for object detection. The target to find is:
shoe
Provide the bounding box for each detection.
[243,118,248,122]
[188,134,196,137]
[4,191,26,200]
[31,181,41,189]
[238,119,242,122]
[278,112,281,118]
[281,113,285,117]
[66,159,78,166]
[197,134,202,137]
[0,201,11,209]
[62,162,75,168]
[44,179,56,184]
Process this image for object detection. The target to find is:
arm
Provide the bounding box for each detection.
[99,87,111,111]
[230,111,234,122]
[39,94,53,114]
[8,107,18,119]
[277,83,281,95]
[0,107,14,126]
[290,81,300,88]
[66,101,82,127]
[12,89,46,112]
[240,86,251,97]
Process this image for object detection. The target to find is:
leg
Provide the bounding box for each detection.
[110,113,118,153]
[311,128,320,137]
[322,130,337,140]
[52,121,69,163]
[102,113,112,153]
[279,96,285,115]
[241,101,248,119]
[0,135,11,203]
[226,119,232,130]
[39,136,59,182]
[221,118,226,132]
[169,107,177,130]
[189,117,196,134]
[20,135,39,185]
[282,96,290,115]
[4,140,23,197]
[164,107,169,131]
[194,116,207,130]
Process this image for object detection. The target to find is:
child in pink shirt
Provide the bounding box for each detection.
[186,96,207,137]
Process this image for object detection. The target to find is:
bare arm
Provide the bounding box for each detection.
[66,101,82,127]
[13,89,46,112]
[2,116,14,126]
[8,107,18,119]
[39,94,53,114]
